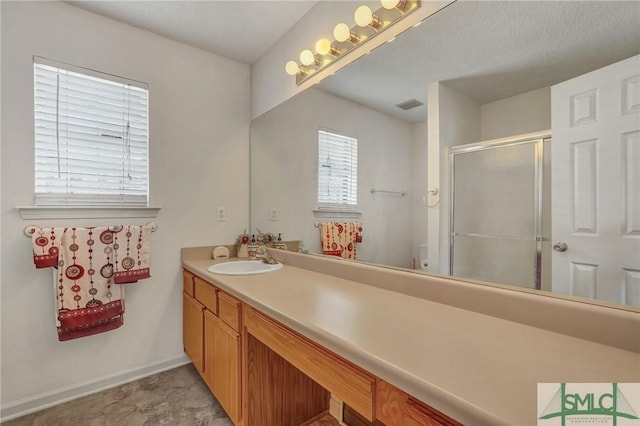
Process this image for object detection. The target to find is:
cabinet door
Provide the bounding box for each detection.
[183,292,204,373]
[204,309,240,424]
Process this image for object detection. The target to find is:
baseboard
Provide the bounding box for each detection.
[0,354,191,422]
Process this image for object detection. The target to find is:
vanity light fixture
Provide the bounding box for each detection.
[299,49,319,67]
[285,60,303,76]
[354,5,382,29]
[315,38,340,57]
[333,23,359,44]
[285,0,420,85]
[381,0,410,11]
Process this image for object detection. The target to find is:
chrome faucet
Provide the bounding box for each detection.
[255,245,278,264]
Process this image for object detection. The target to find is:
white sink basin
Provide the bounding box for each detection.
[207,260,283,275]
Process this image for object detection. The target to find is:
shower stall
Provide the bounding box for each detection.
[449,133,551,290]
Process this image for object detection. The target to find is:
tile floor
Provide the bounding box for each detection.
[3,364,233,426]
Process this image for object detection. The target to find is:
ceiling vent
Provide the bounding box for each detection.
[395,99,424,111]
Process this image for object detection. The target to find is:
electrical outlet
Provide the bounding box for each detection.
[270,208,278,221]
[216,206,226,222]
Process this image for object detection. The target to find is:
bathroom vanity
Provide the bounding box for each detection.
[181,247,639,426]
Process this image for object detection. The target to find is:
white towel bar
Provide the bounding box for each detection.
[24,222,157,237]
[370,188,407,196]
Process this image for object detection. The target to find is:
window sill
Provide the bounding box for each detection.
[17,206,161,220]
[313,209,362,219]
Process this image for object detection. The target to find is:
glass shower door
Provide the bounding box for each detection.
[450,137,545,289]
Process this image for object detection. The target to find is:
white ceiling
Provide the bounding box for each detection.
[66,0,640,123]
[66,0,319,64]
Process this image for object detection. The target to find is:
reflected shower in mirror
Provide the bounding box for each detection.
[250,1,640,308]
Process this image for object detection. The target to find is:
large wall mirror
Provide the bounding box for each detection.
[251,1,640,310]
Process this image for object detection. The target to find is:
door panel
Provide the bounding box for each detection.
[183,292,204,373]
[204,310,240,424]
[450,137,544,289]
[551,54,640,306]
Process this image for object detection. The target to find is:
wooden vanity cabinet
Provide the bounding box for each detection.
[183,269,461,426]
[182,271,203,373]
[182,270,242,425]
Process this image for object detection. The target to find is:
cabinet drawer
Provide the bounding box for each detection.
[245,307,375,421]
[218,291,240,332]
[183,270,195,297]
[405,398,449,426]
[194,277,217,314]
[375,380,461,426]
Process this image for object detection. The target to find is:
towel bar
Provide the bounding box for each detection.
[314,221,361,228]
[24,222,157,237]
[370,188,407,196]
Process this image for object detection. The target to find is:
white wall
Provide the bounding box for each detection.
[481,86,551,140]
[0,1,249,418]
[251,88,414,268]
[411,121,429,268]
[426,82,481,275]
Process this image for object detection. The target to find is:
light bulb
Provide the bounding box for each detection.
[315,39,332,56]
[333,23,351,42]
[285,60,300,76]
[299,49,315,66]
[381,0,400,9]
[354,5,373,27]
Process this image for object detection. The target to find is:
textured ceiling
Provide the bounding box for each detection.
[66,0,318,64]
[66,1,640,123]
[317,1,640,122]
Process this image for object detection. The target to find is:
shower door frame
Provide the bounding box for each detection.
[448,131,550,290]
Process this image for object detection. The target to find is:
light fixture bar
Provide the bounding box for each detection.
[285,0,421,85]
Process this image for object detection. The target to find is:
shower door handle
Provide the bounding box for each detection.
[553,242,568,252]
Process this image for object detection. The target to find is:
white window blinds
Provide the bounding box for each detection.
[33,58,149,206]
[317,129,358,209]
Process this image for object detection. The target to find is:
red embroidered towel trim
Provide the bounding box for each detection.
[58,316,123,341]
[114,268,151,284]
[58,299,124,331]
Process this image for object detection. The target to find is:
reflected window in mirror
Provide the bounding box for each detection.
[317,129,358,211]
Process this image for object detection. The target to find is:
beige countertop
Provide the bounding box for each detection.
[182,252,640,426]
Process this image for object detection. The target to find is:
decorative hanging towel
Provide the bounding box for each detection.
[320,222,363,260]
[31,225,153,341]
[111,225,152,284]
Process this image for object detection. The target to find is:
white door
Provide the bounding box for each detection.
[551,55,640,306]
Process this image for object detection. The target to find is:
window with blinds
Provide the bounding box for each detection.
[33,58,149,207]
[317,129,358,209]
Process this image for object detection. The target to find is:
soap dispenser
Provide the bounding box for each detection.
[247,234,260,259]
[273,233,287,251]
